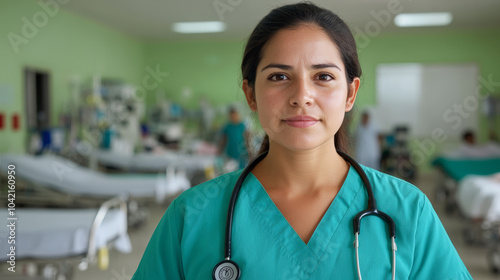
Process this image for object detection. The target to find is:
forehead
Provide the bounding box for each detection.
[259,24,344,70]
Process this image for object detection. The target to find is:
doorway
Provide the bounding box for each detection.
[24,68,51,153]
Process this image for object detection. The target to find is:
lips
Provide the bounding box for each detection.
[282,115,319,128]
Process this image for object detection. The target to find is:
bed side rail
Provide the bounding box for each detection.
[78,195,128,271]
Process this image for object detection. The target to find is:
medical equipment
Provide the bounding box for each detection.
[380,126,417,181]
[212,151,397,280]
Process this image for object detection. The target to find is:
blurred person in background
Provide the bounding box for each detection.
[457,129,500,158]
[356,110,381,170]
[219,106,250,169]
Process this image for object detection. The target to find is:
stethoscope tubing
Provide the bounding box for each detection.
[224,151,268,259]
[337,150,396,238]
[220,150,397,279]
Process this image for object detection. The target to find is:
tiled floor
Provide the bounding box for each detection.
[72,170,500,280]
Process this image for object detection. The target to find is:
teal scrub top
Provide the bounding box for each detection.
[132,166,472,279]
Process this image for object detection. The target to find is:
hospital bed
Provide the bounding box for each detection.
[431,156,500,213]
[91,150,220,186]
[457,174,500,224]
[433,155,500,273]
[456,174,500,273]
[94,149,216,183]
[0,154,190,226]
[0,153,190,203]
[0,196,130,280]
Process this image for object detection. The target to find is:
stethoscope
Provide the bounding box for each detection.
[213,151,397,280]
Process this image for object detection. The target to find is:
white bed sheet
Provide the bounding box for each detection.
[457,174,500,222]
[0,154,190,203]
[0,208,131,260]
[95,150,216,172]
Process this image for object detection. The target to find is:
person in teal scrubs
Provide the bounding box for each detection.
[219,107,249,169]
[133,3,472,279]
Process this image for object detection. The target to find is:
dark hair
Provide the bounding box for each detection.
[241,2,361,155]
[228,106,238,115]
[462,130,475,141]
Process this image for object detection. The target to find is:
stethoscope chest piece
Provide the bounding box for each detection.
[212,260,240,280]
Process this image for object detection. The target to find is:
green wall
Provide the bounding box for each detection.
[357,28,500,140]
[357,29,500,169]
[143,40,247,108]
[0,1,145,153]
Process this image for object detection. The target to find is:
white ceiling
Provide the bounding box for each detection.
[61,0,500,40]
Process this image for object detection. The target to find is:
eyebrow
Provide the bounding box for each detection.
[260,63,341,72]
[311,63,341,71]
[260,63,292,72]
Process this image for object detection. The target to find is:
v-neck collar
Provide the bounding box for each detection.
[240,166,363,274]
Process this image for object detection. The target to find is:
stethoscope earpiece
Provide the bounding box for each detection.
[212,260,240,280]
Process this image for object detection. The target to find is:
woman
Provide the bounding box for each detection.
[132,3,471,279]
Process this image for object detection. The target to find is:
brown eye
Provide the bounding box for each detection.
[317,73,334,81]
[269,74,289,81]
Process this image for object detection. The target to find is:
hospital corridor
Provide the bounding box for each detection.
[1,0,500,279]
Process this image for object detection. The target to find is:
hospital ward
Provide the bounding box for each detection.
[1,0,500,279]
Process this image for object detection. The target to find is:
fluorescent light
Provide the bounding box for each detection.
[394,13,453,27]
[172,21,226,34]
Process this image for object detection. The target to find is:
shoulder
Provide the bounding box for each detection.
[171,170,243,215]
[359,165,427,210]
[361,165,420,192]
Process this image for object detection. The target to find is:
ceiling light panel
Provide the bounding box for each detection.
[172,21,226,34]
[394,13,453,27]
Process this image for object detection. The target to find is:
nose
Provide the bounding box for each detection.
[289,78,314,107]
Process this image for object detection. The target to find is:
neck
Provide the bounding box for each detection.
[253,141,350,195]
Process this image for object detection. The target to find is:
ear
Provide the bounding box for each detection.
[345,77,360,112]
[242,79,257,111]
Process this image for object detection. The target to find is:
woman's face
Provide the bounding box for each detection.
[243,24,360,152]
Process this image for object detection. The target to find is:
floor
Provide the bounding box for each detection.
[71,170,500,280]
